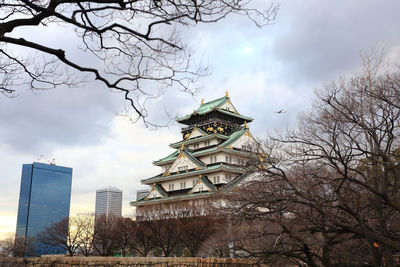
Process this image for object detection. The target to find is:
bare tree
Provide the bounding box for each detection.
[141,206,182,256]
[1,233,35,257]
[0,233,16,256]
[200,225,231,258]
[226,51,400,266]
[227,168,371,266]
[92,214,119,256]
[2,234,36,257]
[36,217,82,256]
[178,211,217,256]
[75,213,95,256]
[129,220,154,256]
[113,217,137,256]
[0,0,277,124]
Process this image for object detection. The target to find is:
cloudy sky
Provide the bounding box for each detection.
[1,0,400,238]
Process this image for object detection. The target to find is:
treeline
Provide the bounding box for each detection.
[2,207,229,258]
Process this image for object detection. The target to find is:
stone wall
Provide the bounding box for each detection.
[0,256,262,267]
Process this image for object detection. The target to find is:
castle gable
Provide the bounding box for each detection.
[166,150,204,174]
[189,176,216,194]
[186,127,207,139]
[218,99,238,114]
[231,130,257,150]
[146,184,167,199]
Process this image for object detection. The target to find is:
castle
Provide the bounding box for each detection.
[132,92,258,216]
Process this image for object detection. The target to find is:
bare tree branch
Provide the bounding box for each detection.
[0,0,278,125]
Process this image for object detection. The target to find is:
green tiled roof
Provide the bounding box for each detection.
[197,96,228,113]
[220,126,247,147]
[141,163,245,184]
[153,127,249,166]
[170,133,229,148]
[188,175,216,194]
[153,147,217,166]
[132,191,215,206]
[133,170,253,206]
[192,146,219,156]
[153,150,179,165]
[182,149,206,167]
[222,169,253,190]
[153,184,168,198]
[217,109,253,121]
[177,96,228,121]
[176,96,253,123]
[199,176,216,191]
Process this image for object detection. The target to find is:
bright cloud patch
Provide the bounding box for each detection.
[242,46,253,55]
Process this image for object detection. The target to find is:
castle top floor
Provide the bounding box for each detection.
[177,93,253,137]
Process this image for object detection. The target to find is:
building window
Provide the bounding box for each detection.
[241,144,252,151]
[180,181,186,189]
[168,184,174,191]
[204,140,211,147]
[193,143,199,149]
[199,187,203,192]
[213,176,220,184]
[225,155,232,163]
[178,166,188,172]
[225,174,232,181]
[210,156,217,164]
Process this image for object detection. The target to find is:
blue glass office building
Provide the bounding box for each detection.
[15,162,72,256]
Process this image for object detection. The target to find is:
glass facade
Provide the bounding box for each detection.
[15,162,72,256]
[95,187,122,219]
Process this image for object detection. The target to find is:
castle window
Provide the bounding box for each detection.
[168,184,174,191]
[178,166,188,171]
[180,181,186,189]
[193,143,199,149]
[213,176,220,184]
[204,140,211,146]
[210,156,217,164]
[241,144,251,151]
[225,155,232,163]
[225,174,232,181]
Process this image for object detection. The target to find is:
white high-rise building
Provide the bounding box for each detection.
[95,187,123,219]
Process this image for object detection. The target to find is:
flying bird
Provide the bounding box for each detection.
[274,109,287,114]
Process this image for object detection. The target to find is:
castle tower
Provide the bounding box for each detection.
[132,93,258,216]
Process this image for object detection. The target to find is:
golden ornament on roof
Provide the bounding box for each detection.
[180,143,185,150]
[226,90,230,98]
[201,99,204,105]
[244,121,249,129]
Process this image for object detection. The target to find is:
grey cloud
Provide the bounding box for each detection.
[0,83,122,153]
[271,0,400,85]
